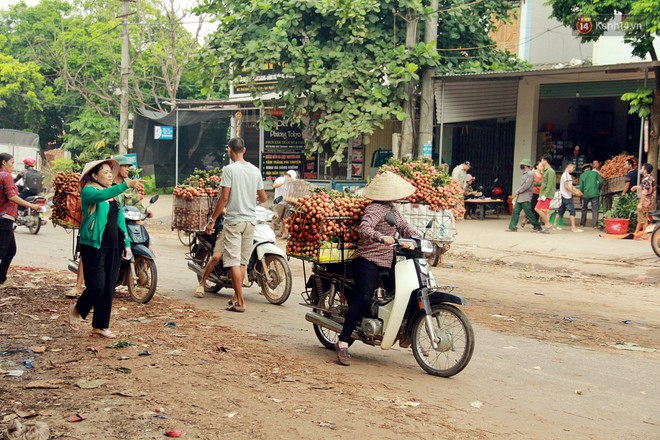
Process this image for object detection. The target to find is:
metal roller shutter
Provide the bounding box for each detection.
[435,80,520,124]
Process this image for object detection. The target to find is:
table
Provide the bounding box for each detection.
[464,198,504,220]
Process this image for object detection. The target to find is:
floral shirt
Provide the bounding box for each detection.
[0,171,19,220]
[353,202,418,268]
[639,174,656,212]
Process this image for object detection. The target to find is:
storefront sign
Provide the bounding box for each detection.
[234,63,286,94]
[154,126,174,140]
[263,118,305,153]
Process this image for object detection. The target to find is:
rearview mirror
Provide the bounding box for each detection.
[273,195,283,205]
[426,219,434,229]
[150,195,159,204]
[385,212,396,226]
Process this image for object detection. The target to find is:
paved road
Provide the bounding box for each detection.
[10,207,660,439]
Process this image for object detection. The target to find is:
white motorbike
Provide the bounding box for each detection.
[303,214,475,376]
[186,205,293,304]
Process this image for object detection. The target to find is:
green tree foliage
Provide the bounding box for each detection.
[0,48,55,132]
[196,0,523,164]
[548,0,660,178]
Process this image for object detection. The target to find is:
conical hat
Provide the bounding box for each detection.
[362,171,416,201]
[79,158,120,188]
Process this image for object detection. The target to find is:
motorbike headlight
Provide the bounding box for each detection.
[420,239,434,254]
[123,210,142,221]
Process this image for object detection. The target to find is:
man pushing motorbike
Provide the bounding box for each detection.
[335,171,418,366]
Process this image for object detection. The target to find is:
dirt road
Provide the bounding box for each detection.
[2,222,658,439]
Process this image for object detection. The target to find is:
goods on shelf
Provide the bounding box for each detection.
[50,171,82,229]
[379,159,465,219]
[286,189,369,263]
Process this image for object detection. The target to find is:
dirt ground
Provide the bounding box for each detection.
[2,244,658,440]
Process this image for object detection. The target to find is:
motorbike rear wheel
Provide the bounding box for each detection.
[411,304,474,377]
[127,256,158,304]
[309,277,352,350]
[258,255,292,305]
[28,211,41,235]
[652,227,660,257]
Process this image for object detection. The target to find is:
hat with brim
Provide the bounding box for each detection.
[80,158,120,188]
[112,155,133,166]
[362,171,416,201]
[581,163,593,171]
[520,158,533,167]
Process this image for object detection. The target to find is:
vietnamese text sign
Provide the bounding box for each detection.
[154,126,174,140]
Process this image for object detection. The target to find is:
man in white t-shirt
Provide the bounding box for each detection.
[451,161,471,189]
[205,138,267,312]
[272,170,296,237]
[552,163,584,232]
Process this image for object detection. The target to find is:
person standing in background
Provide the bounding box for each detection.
[579,163,603,228]
[552,163,583,233]
[622,159,638,195]
[272,169,296,238]
[451,161,471,189]
[506,159,541,232]
[632,163,656,235]
[535,154,557,234]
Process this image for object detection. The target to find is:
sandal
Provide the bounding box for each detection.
[68,305,81,331]
[91,328,116,339]
[194,284,205,298]
[335,342,351,366]
[226,304,245,313]
[65,287,83,298]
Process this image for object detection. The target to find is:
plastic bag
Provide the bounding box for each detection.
[549,191,562,210]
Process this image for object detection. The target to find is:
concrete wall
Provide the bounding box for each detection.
[512,77,540,194]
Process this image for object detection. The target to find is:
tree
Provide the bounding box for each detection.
[0,48,55,132]
[196,0,522,167]
[548,0,660,181]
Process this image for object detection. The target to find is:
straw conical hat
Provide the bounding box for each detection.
[362,171,416,201]
[79,158,120,187]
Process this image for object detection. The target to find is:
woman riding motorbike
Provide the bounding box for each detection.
[335,171,418,366]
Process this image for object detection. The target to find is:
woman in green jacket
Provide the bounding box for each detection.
[68,158,143,338]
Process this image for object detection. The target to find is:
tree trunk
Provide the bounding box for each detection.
[400,13,419,159]
[649,88,660,184]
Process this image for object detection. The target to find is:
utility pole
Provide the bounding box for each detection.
[119,0,132,155]
[418,0,439,159]
[399,12,419,159]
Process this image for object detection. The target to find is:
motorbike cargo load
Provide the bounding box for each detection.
[50,171,82,229]
[394,202,456,243]
[286,189,369,263]
[282,180,316,204]
[171,195,216,232]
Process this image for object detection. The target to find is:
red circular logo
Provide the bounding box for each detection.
[576,17,593,35]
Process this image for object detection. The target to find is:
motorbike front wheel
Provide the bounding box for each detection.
[127,257,158,304]
[28,211,41,235]
[178,229,194,247]
[258,255,292,305]
[411,304,474,377]
[652,226,660,257]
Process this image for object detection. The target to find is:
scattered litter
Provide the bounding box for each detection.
[6,370,24,377]
[138,351,151,357]
[118,356,130,361]
[400,401,421,408]
[611,343,656,353]
[319,421,336,430]
[503,346,517,350]
[492,314,508,318]
[76,379,105,389]
[575,389,583,395]
[563,317,577,322]
[534,292,545,296]
[225,411,237,418]
[216,346,229,353]
[533,366,542,370]
[40,336,52,341]
[164,429,183,437]
[0,348,31,356]
[66,414,86,423]
[2,414,18,423]
[166,350,183,356]
[30,346,46,354]
[13,410,37,419]
[49,315,60,320]
[622,320,632,325]
[127,317,151,323]
[25,380,63,389]
[108,340,133,349]
[271,398,284,403]
[23,360,33,369]
[155,407,165,413]
[163,322,176,328]
[282,375,299,383]
[113,390,145,398]
[470,401,483,409]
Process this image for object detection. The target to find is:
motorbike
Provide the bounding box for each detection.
[479,177,505,199]
[186,203,293,305]
[302,214,475,377]
[68,195,159,304]
[15,195,46,234]
[647,210,660,257]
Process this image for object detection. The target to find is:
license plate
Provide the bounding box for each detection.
[645,224,656,233]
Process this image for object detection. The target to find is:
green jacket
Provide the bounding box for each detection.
[79,182,130,249]
[579,169,603,199]
[540,166,556,199]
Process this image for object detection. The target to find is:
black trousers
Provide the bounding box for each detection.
[76,244,121,329]
[339,257,393,344]
[0,219,17,284]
